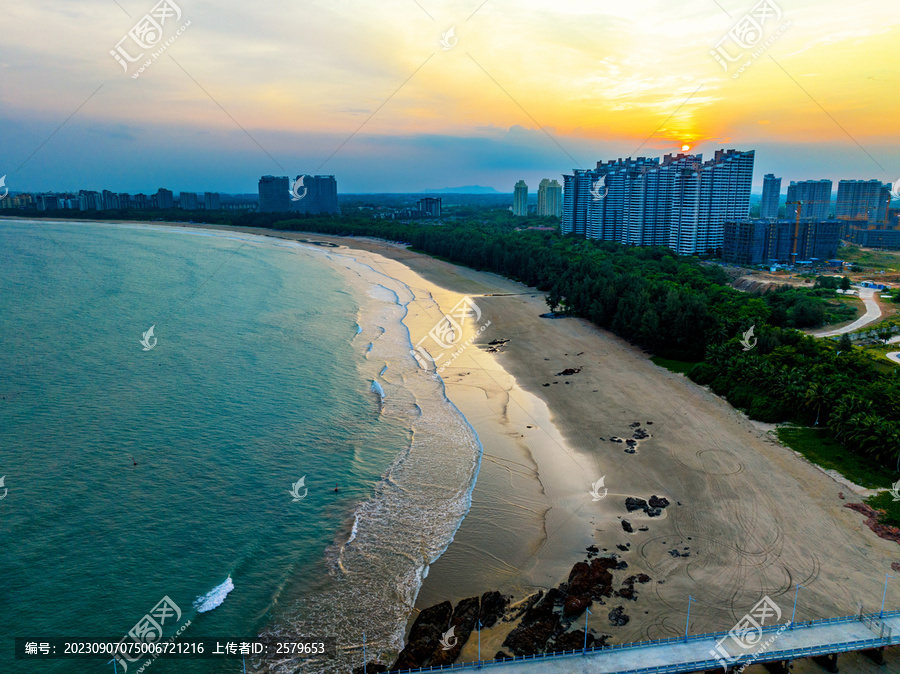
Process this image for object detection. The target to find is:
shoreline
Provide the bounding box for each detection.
[9,218,900,672]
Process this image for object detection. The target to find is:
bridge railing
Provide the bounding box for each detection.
[388,609,900,674]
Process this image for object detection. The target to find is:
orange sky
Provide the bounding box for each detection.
[1,0,897,192]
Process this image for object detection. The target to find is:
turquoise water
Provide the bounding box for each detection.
[0,221,420,673]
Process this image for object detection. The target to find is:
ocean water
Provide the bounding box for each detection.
[0,221,481,673]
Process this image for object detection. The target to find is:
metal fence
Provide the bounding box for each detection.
[387,609,900,674]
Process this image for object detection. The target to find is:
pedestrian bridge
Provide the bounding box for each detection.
[391,610,899,674]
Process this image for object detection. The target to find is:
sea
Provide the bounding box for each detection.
[0,219,482,673]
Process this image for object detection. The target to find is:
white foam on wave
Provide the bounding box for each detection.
[370,379,385,400]
[193,576,234,613]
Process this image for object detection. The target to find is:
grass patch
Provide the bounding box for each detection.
[838,245,900,273]
[775,426,896,489]
[650,356,698,375]
[865,492,900,528]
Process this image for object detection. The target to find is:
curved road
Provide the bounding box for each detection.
[811,287,881,337]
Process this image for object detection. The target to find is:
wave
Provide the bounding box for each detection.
[194,576,234,613]
[260,247,483,674]
[371,379,385,401]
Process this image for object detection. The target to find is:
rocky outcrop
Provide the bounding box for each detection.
[479,591,508,628]
[390,601,452,671]
[427,596,480,666]
[608,606,630,626]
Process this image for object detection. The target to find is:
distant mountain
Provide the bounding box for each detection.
[423,185,500,194]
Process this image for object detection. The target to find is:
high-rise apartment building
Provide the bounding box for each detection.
[786,180,832,221]
[155,188,174,209]
[836,180,890,224]
[258,176,290,212]
[761,174,781,220]
[417,197,442,217]
[563,149,754,255]
[724,220,840,264]
[289,175,340,215]
[513,181,528,216]
[204,192,221,210]
[537,179,563,217]
[179,192,200,210]
[102,190,119,210]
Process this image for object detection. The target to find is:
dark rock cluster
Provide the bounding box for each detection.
[388,591,509,671]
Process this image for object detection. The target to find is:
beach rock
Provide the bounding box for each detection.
[479,591,508,628]
[352,663,387,674]
[557,368,582,376]
[608,606,630,626]
[610,436,623,443]
[504,591,543,622]
[621,520,633,533]
[636,574,651,583]
[838,492,845,499]
[646,507,662,517]
[630,422,641,427]
[586,544,599,554]
[542,383,550,386]
[502,616,560,656]
[390,601,453,671]
[525,587,564,623]
[428,596,479,666]
[625,497,648,512]
[615,560,628,570]
[549,630,596,653]
[638,526,649,532]
[563,593,592,618]
[616,544,629,552]
[567,558,616,599]
[648,495,670,509]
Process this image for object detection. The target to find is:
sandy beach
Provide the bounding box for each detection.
[30,219,900,670]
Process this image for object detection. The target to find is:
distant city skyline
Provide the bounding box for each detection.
[1,1,896,195]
